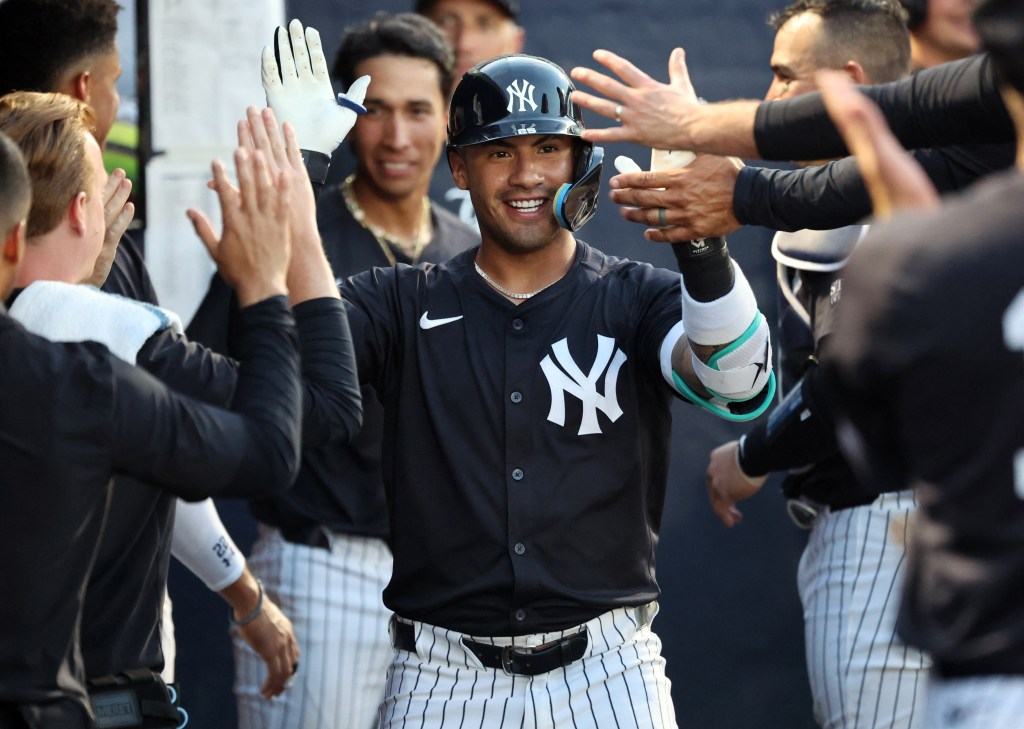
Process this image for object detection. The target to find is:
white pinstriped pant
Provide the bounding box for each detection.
[233,525,393,729]
[378,603,676,729]
[925,675,1024,728]
[798,490,930,728]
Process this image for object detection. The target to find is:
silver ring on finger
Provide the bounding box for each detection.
[614,104,623,123]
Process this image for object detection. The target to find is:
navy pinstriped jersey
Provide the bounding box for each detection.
[830,169,1024,676]
[341,241,687,637]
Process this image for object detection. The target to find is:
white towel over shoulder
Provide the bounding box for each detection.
[9,280,182,363]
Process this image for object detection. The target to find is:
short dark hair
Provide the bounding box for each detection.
[0,0,122,97]
[769,0,911,83]
[332,12,455,98]
[0,132,32,237]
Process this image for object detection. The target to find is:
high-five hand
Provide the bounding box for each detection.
[261,18,369,156]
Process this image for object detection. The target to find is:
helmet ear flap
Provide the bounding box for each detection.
[554,146,604,231]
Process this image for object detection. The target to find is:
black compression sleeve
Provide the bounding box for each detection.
[754,54,1012,161]
[672,237,735,302]
[111,296,302,500]
[292,297,362,447]
[737,365,839,476]
[733,162,871,232]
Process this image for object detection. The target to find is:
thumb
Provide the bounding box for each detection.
[668,47,695,95]
[187,209,220,259]
[613,155,643,175]
[344,75,371,106]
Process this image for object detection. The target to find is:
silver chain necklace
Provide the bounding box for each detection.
[474,261,554,300]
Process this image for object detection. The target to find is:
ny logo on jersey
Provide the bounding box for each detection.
[506,79,538,113]
[540,335,626,436]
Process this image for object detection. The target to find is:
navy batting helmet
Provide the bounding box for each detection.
[447,54,604,231]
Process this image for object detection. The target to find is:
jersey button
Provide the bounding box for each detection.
[514,543,526,555]
[514,608,527,622]
[510,391,523,404]
[511,468,524,481]
[511,318,524,331]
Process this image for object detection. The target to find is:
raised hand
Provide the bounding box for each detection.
[84,168,134,287]
[187,147,292,306]
[261,18,369,156]
[570,48,700,149]
[609,153,743,243]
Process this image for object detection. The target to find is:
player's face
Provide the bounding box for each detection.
[349,54,447,204]
[422,0,524,80]
[450,134,575,253]
[917,0,980,62]
[79,132,108,281]
[84,45,122,148]
[765,12,828,102]
[766,12,840,168]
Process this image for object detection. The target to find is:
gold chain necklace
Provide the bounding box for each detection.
[341,175,431,265]
[474,261,556,300]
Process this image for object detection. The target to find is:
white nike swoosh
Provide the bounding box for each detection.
[419,312,464,330]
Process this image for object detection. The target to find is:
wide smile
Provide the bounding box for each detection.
[378,161,418,178]
[505,198,550,219]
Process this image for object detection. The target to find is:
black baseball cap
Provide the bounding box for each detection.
[415,0,520,19]
[974,0,1024,93]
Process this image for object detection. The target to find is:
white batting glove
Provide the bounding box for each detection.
[613,149,695,176]
[261,18,370,157]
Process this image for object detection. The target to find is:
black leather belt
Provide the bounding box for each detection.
[392,620,588,676]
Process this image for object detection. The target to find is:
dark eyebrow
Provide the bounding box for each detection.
[486,135,559,149]
[770,63,796,78]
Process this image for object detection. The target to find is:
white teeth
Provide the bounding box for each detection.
[508,199,544,212]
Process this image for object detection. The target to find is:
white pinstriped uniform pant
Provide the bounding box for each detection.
[798,490,930,728]
[925,675,1024,728]
[233,525,393,729]
[378,603,676,729]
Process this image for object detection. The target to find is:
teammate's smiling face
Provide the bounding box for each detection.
[349,53,448,203]
[449,133,575,253]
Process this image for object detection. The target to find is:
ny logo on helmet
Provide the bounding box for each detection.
[506,79,538,113]
[540,335,626,436]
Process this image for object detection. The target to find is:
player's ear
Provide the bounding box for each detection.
[67,191,89,236]
[448,148,470,190]
[3,220,26,265]
[841,60,869,85]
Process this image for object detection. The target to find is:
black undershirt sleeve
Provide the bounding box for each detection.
[158,294,361,446]
[738,364,839,476]
[753,54,1013,161]
[111,296,302,500]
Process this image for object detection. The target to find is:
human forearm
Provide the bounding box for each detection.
[293,297,362,445]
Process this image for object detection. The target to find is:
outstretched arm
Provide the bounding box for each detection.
[570,48,761,157]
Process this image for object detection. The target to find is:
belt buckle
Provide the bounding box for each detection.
[500,644,523,676]
[786,497,820,529]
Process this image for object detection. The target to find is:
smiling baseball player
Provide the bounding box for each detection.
[265,32,776,724]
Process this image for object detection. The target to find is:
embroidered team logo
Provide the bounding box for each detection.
[540,335,626,435]
[506,79,538,113]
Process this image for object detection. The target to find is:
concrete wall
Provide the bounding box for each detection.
[169,1,818,727]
